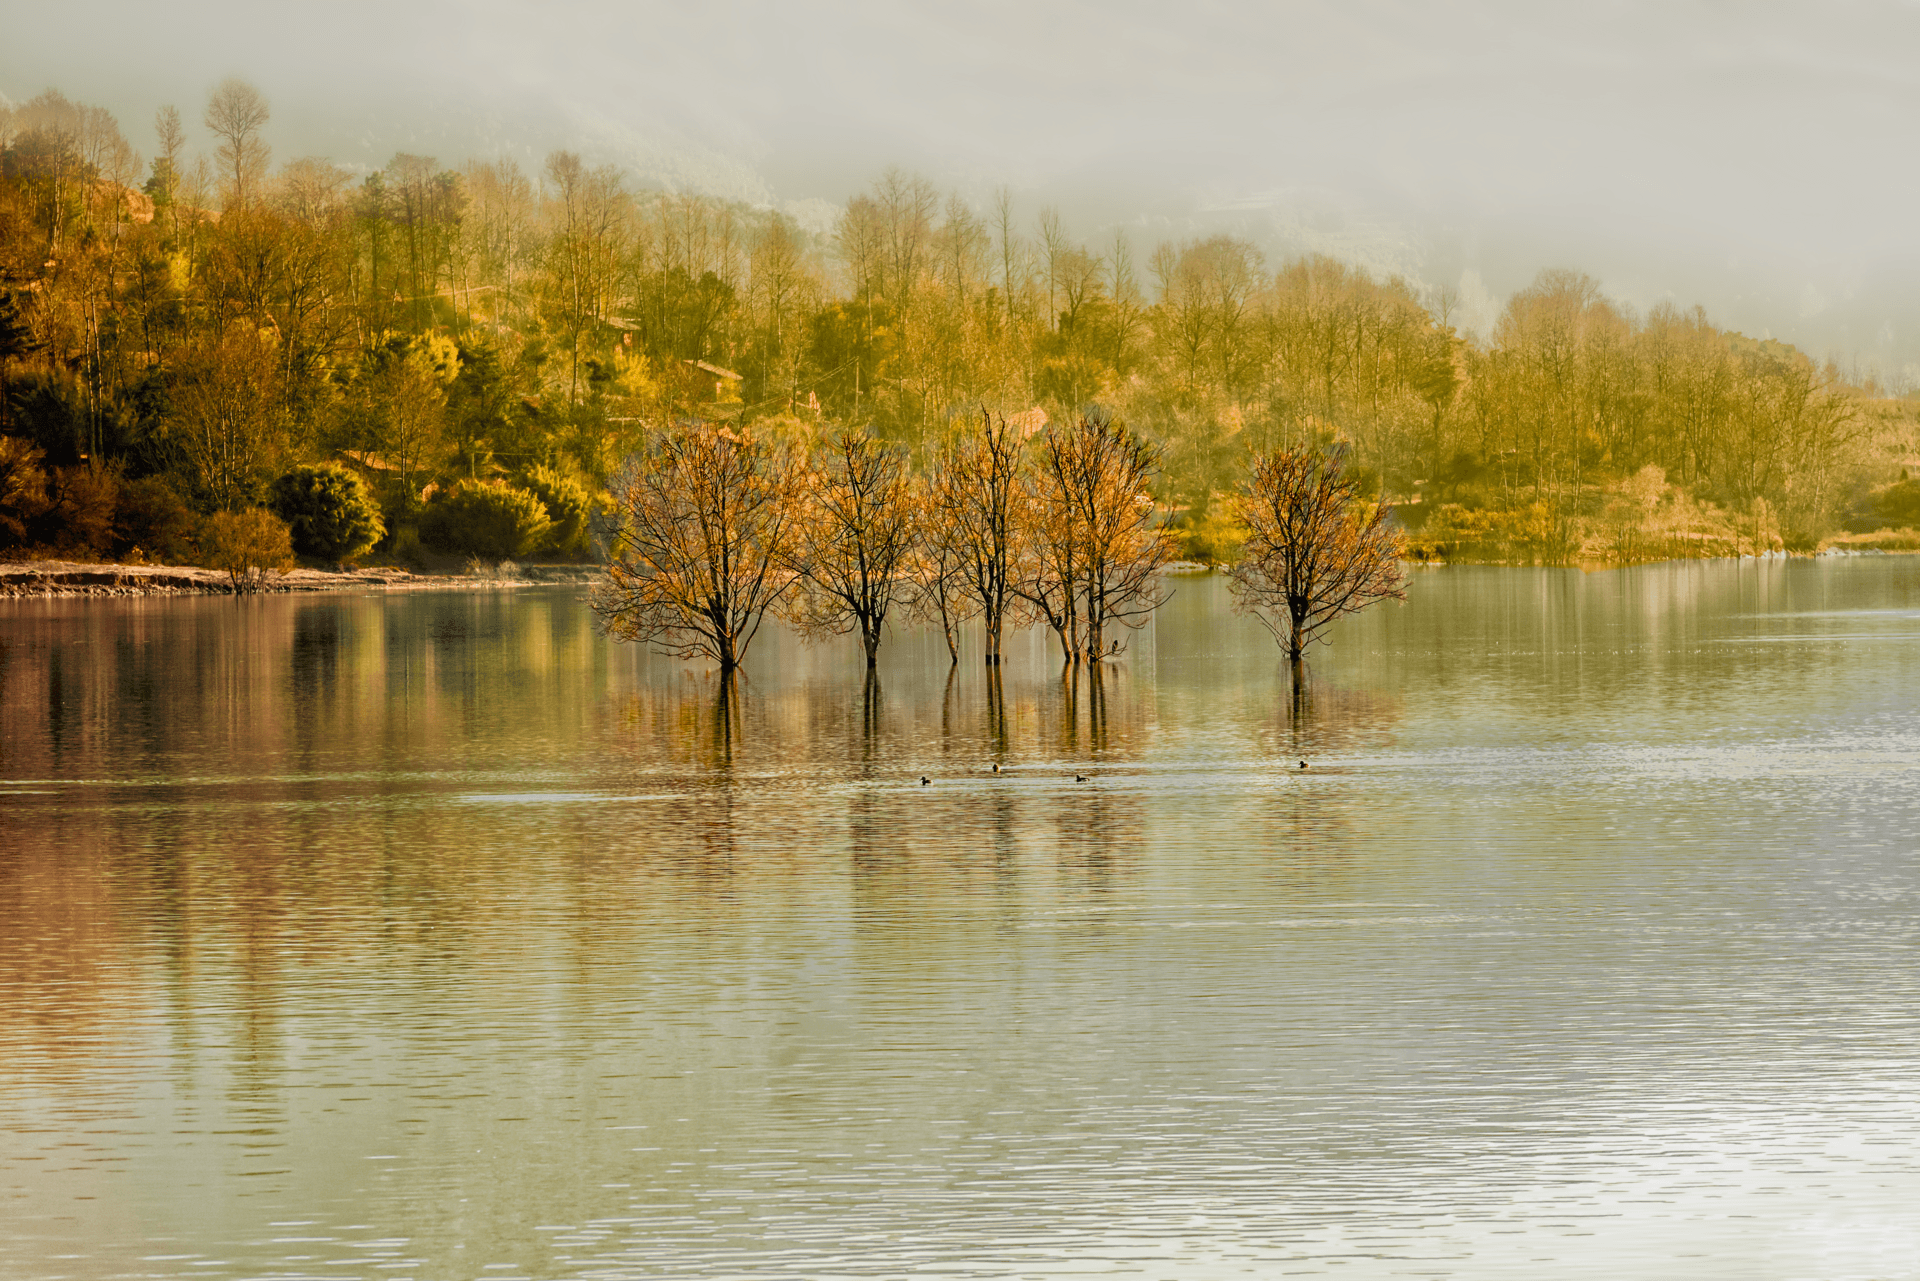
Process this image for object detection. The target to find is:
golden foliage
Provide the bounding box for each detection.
[593,424,801,671]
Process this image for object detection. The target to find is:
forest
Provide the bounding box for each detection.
[5,79,1920,573]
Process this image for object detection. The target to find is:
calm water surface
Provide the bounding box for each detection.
[3,561,1919,1280]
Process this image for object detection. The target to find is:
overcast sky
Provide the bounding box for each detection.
[8,0,1920,377]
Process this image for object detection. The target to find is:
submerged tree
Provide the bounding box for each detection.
[1229,446,1406,689]
[903,470,973,665]
[1021,413,1176,663]
[929,411,1027,665]
[593,423,800,672]
[787,428,917,667]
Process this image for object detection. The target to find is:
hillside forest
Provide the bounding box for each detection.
[6,80,1920,573]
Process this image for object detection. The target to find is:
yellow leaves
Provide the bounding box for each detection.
[612,345,656,400]
[1623,464,1668,514]
[413,332,461,385]
[1182,498,1248,565]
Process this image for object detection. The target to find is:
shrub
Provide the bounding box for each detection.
[1,434,50,549]
[1874,479,1920,529]
[419,479,551,561]
[0,435,118,557]
[1179,498,1247,565]
[200,508,295,592]
[271,463,385,562]
[521,463,596,559]
[1824,527,1920,552]
[39,462,121,557]
[387,524,427,570]
[114,476,200,563]
[1422,502,1578,564]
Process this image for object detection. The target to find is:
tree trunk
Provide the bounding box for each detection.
[861,668,880,743]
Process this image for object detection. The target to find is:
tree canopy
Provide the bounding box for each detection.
[3,80,1914,575]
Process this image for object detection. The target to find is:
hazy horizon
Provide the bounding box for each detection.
[9,0,1920,382]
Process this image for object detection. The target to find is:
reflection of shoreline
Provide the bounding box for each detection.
[0,559,600,599]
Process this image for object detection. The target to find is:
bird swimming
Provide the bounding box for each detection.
[1074,773,1089,782]
[920,776,930,785]
[991,763,1000,773]
[1299,760,1308,770]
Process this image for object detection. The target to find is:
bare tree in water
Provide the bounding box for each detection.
[1229,445,1406,692]
[1020,413,1176,663]
[904,482,972,665]
[594,423,800,673]
[929,411,1027,665]
[785,429,917,668]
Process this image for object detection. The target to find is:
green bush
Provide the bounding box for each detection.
[521,464,596,559]
[271,463,385,562]
[419,479,551,561]
[200,508,295,591]
[1874,479,1920,529]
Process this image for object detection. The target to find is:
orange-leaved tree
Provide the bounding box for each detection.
[928,411,1028,666]
[593,423,800,673]
[785,428,917,669]
[1021,413,1175,664]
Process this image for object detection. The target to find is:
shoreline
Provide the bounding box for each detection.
[0,560,604,600]
[4,546,1908,602]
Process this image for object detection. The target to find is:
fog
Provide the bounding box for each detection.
[7,0,1920,375]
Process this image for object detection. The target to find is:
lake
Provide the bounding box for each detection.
[3,559,1919,1280]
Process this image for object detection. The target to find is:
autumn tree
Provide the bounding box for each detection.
[458,159,536,328]
[150,105,187,241]
[340,333,458,515]
[1020,414,1177,663]
[540,151,627,406]
[200,506,295,591]
[385,153,463,331]
[593,424,800,672]
[204,78,270,210]
[930,411,1028,665]
[1229,445,1406,689]
[903,483,972,665]
[745,214,817,412]
[0,291,39,435]
[1152,234,1263,401]
[787,428,917,667]
[161,327,291,511]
